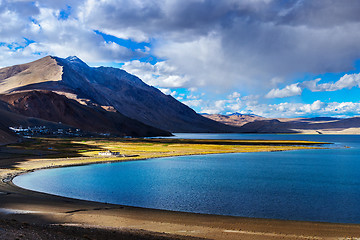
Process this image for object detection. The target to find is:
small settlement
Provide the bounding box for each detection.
[9,126,82,137]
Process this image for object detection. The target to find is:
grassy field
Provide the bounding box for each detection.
[0,137,328,173]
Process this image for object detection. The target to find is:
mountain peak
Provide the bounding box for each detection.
[65,56,88,66]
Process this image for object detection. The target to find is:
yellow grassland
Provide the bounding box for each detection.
[2,137,327,174]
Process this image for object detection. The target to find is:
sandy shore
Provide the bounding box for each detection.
[0,140,359,239]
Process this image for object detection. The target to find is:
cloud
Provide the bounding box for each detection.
[0,1,143,66]
[2,0,360,118]
[198,95,244,114]
[73,0,360,92]
[2,0,360,93]
[159,88,171,95]
[303,74,360,92]
[228,92,241,99]
[266,83,302,98]
[185,92,360,118]
[122,60,190,88]
[0,44,41,68]
[267,72,360,98]
[182,99,204,108]
[0,1,34,42]
[245,100,360,118]
[30,7,144,62]
[195,96,325,117]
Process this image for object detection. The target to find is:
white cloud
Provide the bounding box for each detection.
[228,92,241,99]
[195,96,360,118]
[303,73,360,92]
[188,87,198,92]
[197,96,244,114]
[182,99,203,108]
[122,60,190,88]
[0,3,33,42]
[245,100,360,118]
[0,42,44,67]
[0,1,143,66]
[267,73,360,98]
[324,101,360,114]
[154,34,236,89]
[26,7,141,62]
[266,83,302,98]
[159,88,171,95]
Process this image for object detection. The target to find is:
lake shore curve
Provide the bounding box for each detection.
[1,137,359,239]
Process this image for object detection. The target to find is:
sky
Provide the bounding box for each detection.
[1,0,360,118]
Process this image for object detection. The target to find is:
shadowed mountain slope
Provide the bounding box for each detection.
[0,122,18,145]
[0,91,170,137]
[0,99,61,144]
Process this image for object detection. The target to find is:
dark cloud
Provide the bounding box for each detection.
[5,1,39,16]
[2,0,360,92]
[276,0,360,28]
[78,0,360,91]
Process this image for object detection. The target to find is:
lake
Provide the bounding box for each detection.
[13,134,360,223]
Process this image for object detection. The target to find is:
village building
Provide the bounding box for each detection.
[98,150,121,156]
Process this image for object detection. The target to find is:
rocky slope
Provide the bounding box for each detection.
[202,113,266,127]
[0,56,240,133]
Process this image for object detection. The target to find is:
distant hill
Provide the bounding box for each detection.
[204,113,360,134]
[0,56,240,134]
[202,113,266,127]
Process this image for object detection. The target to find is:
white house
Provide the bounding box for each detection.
[98,150,120,156]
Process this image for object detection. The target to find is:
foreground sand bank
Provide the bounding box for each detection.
[0,138,359,239]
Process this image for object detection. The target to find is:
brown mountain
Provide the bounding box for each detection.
[204,113,360,134]
[0,55,170,137]
[0,56,240,133]
[0,122,18,145]
[202,113,266,127]
[239,117,360,134]
[0,91,170,137]
[0,99,68,144]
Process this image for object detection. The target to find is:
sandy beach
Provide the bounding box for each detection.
[0,138,359,239]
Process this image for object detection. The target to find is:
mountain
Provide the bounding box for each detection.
[0,91,170,137]
[0,99,69,144]
[0,120,18,145]
[0,56,239,134]
[0,128,17,145]
[202,113,266,127]
[205,113,360,134]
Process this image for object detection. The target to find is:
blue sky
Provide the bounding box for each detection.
[1,0,360,118]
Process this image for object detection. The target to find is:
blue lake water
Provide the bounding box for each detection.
[13,134,360,223]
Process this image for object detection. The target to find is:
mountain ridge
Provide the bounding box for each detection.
[0,90,170,137]
[203,113,360,134]
[0,56,240,137]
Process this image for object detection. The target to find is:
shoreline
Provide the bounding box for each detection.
[1,138,359,239]
[3,172,360,240]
